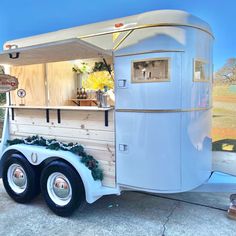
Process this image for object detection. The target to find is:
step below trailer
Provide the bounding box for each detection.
[0,9,235,217]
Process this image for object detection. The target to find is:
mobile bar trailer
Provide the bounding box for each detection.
[0,10,235,217]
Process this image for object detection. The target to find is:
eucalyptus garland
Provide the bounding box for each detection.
[7,135,103,181]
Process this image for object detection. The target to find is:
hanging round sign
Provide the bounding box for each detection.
[0,74,18,93]
[17,89,26,98]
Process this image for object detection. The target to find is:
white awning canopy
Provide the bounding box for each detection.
[0,38,112,66]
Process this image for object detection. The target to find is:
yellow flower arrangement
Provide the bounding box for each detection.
[82,71,114,90]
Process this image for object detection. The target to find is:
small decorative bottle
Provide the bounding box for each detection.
[82,88,87,99]
[78,88,83,99]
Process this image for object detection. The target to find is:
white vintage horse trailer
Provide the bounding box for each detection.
[0,10,234,216]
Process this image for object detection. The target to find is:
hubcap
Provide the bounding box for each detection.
[47,172,72,206]
[7,164,27,194]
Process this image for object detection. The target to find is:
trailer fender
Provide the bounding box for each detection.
[1,144,102,203]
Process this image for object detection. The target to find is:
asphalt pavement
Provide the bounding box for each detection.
[0,180,235,236]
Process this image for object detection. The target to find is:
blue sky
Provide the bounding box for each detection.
[0,0,235,71]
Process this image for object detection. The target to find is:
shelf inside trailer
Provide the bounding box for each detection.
[0,105,113,111]
[70,99,98,106]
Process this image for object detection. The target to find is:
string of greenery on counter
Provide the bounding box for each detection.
[7,135,103,181]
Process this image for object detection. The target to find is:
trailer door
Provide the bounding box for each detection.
[115,52,182,192]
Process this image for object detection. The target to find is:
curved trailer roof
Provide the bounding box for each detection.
[0,10,213,66]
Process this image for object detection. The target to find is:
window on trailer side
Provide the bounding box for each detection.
[193,59,210,82]
[131,58,170,83]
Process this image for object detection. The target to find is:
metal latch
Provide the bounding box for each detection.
[119,144,128,152]
[118,79,127,88]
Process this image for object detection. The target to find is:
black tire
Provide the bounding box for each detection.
[40,160,85,217]
[2,153,40,203]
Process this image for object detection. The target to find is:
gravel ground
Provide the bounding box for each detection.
[0,180,235,236]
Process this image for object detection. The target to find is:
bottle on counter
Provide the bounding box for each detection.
[96,89,103,107]
[82,88,87,99]
[77,88,82,99]
[79,88,82,99]
[76,88,79,98]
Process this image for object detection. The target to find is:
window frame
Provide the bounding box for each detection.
[193,58,210,82]
[131,57,171,83]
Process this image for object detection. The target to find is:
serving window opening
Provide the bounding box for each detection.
[131,58,170,83]
[7,58,115,108]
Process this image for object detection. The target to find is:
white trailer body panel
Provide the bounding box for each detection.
[116,112,181,191]
[114,22,213,193]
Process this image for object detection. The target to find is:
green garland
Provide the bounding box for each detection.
[7,136,103,181]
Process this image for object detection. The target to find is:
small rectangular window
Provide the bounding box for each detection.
[131,58,170,83]
[194,59,210,82]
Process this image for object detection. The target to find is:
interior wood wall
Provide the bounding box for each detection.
[47,61,76,106]
[10,61,76,106]
[10,64,46,106]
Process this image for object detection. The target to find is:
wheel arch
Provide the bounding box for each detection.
[1,144,103,203]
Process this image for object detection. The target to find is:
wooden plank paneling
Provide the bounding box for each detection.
[10,124,114,142]
[10,64,46,106]
[10,134,115,153]
[9,108,116,187]
[47,61,76,106]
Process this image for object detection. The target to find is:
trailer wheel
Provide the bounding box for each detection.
[40,160,85,217]
[2,153,39,203]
